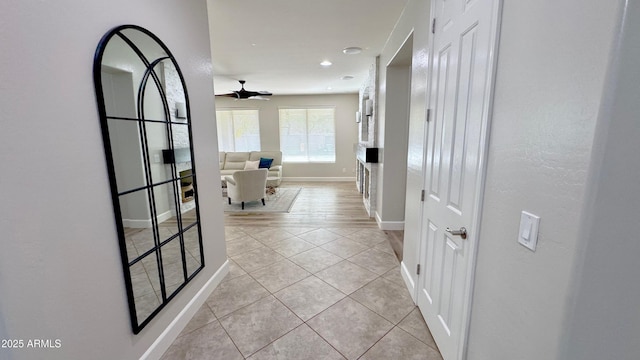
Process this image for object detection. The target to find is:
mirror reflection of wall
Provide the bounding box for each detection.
[94,25,204,334]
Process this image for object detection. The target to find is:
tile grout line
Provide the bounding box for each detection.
[211,224,429,359]
[395,309,442,353]
[240,231,389,359]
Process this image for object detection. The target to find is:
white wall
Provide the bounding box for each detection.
[562,1,640,358]
[215,94,359,179]
[466,1,621,359]
[0,1,226,359]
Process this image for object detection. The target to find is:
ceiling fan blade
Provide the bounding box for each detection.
[243,91,257,96]
[215,92,240,98]
[248,96,270,101]
[216,81,272,100]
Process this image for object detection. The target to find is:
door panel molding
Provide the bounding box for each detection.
[416,0,503,359]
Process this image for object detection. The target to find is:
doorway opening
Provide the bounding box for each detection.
[379,32,413,233]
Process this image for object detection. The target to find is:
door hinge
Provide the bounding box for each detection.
[426,109,431,122]
[421,189,425,201]
[417,264,421,275]
[432,18,436,34]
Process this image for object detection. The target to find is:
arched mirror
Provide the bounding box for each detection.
[93,25,204,334]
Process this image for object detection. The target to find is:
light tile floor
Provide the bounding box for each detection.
[161,226,443,360]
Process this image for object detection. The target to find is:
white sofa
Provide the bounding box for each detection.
[219,151,283,186]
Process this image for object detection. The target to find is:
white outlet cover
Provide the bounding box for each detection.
[518,211,540,251]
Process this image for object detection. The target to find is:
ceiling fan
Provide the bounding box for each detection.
[215,80,272,100]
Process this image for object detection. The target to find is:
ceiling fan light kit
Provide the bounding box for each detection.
[215,80,272,100]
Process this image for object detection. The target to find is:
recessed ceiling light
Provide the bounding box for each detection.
[343,47,363,55]
[320,60,332,67]
[341,75,355,80]
[327,87,333,90]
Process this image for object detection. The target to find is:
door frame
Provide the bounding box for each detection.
[417,0,504,358]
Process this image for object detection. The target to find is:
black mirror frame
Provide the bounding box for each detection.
[93,24,204,334]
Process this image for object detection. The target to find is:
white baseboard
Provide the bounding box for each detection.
[140,260,229,360]
[378,221,405,230]
[401,260,417,303]
[157,210,173,224]
[123,218,151,228]
[283,177,356,182]
[375,212,405,230]
[122,210,173,229]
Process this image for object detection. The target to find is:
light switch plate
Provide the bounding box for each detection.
[518,211,540,251]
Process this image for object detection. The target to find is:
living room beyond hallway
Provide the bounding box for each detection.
[223,181,381,228]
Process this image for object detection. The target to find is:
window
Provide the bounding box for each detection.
[216,109,260,151]
[279,107,336,162]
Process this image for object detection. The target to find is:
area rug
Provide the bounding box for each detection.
[223,188,302,213]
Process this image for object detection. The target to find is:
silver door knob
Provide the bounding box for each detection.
[446,227,467,240]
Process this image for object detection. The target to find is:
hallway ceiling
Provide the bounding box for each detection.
[207,0,409,96]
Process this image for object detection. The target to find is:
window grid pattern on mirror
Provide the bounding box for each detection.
[93,25,204,334]
[278,107,336,163]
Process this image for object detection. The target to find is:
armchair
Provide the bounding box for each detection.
[225,169,268,210]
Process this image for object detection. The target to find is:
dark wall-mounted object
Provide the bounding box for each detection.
[162,148,191,164]
[93,25,204,334]
[357,145,379,163]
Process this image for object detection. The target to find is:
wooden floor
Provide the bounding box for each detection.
[223,181,380,229]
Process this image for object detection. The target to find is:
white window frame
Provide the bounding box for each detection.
[278,106,336,163]
[216,108,260,152]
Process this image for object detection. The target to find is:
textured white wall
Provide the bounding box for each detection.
[562,1,640,358]
[0,1,226,359]
[466,1,621,359]
[215,94,359,179]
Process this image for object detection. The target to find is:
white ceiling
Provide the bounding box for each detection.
[207,0,409,96]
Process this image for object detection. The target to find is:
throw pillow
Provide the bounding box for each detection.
[244,160,259,170]
[259,157,274,169]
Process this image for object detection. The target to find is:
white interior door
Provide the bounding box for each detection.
[417,0,500,359]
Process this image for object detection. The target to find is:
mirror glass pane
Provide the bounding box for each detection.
[144,121,173,185]
[95,26,204,333]
[101,64,138,120]
[125,225,156,259]
[161,239,185,298]
[106,119,148,193]
[120,28,168,63]
[119,190,153,250]
[153,182,180,239]
[101,36,148,114]
[180,179,199,230]
[123,227,140,261]
[131,252,161,323]
[171,123,190,148]
[140,65,167,122]
[160,58,187,123]
[184,225,202,277]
